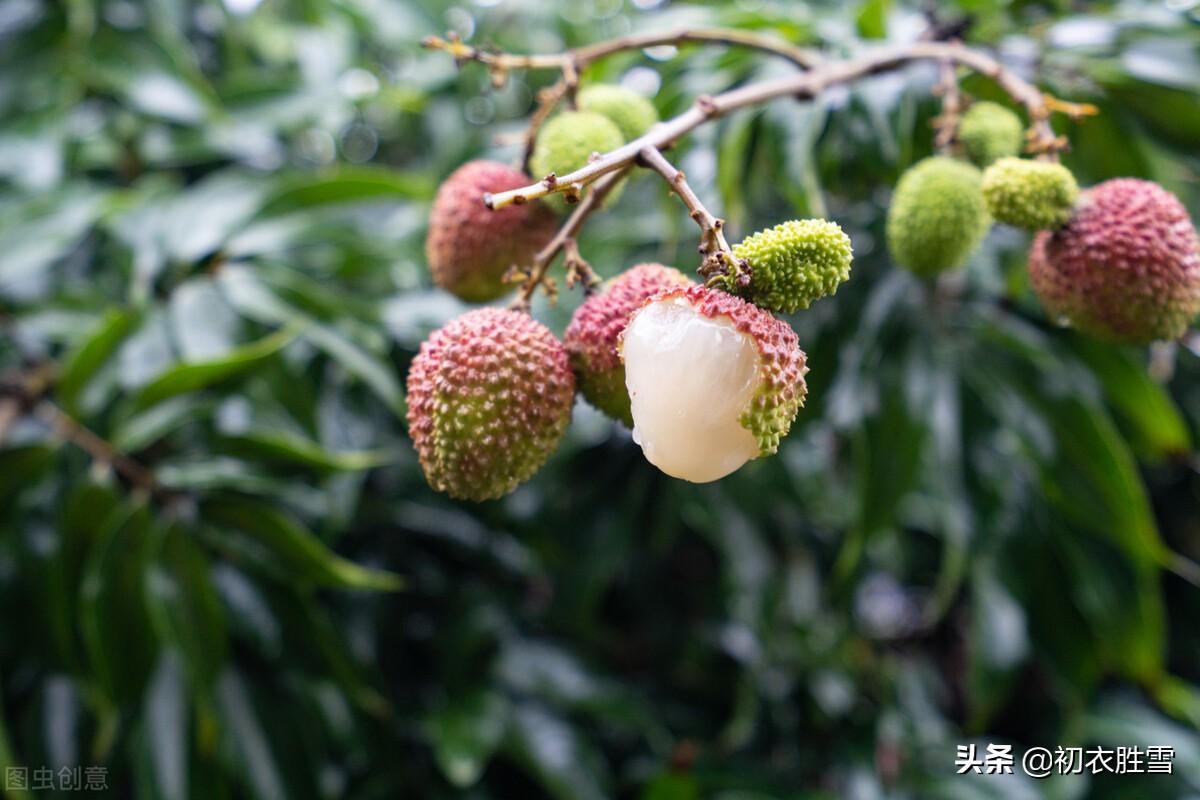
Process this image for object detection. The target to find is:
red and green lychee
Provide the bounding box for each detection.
[405,308,575,501]
[425,160,558,302]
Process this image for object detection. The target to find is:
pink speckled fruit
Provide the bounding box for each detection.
[619,284,808,483]
[405,308,575,501]
[425,161,558,302]
[1028,178,1200,344]
[563,263,693,426]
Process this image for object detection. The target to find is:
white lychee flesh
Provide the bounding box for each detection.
[621,296,762,482]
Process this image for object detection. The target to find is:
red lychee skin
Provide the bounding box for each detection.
[1028,178,1200,345]
[622,284,808,455]
[405,308,575,501]
[562,264,693,426]
[425,161,559,303]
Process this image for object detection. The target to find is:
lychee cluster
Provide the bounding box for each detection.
[1027,178,1200,345]
[425,161,558,302]
[886,156,991,276]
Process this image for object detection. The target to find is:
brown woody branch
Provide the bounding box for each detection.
[483,40,1073,210]
[509,167,630,309]
[635,147,747,285]
[422,28,821,75]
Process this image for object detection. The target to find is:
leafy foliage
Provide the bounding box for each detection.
[2,1,1200,799]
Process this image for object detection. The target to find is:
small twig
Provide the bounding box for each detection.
[520,71,577,171]
[931,55,963,155]
[34,401,159,495]
[482,41,1076,210]
[510,167,630,309]
[422,27,821,76]
[635,146,747,285]
[561,239,600,293]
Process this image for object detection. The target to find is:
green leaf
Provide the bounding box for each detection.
[856,0,892,39]
[428,690,509,788]
[505,703,610,800]
[1067,337,1191,461]
[215,670,288,800]
[79,502,160,705]
[146,524,228,691]
[141,654,189,800]
[131,323,304,411]
[642,772,701,800]
[227,429,399,472]
[201,498,404,591]
[256,166,434,216]
[0,670,31,800]
[56,307,141,413]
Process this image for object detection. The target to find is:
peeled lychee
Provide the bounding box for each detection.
[958,101,1024,168]
[886,156,991,276]
[619,285,808,483]
[425,161,559,302]
[577,84,659,141]
[981,157,1079,230]
[563,263,693,426]
[1027,178,1200,345]
[405,308,575,501]
[728,219,854,313]
[529,111,626,211]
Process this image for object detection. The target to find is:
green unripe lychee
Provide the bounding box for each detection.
[405,308,575,501]
[886,156,991,277]
[619,285,808,482]
[982,158,1079,230]
[425,161,558,302]
[530,111,626,212]
[727,219,854,313]
[1028,178,1200,345]
[577,84,659,141]
[563,263,693,426]
[958,101,1024,167]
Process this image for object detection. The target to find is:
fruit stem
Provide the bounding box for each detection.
[635,146,749,285]
[511,167,630,309]
[931,54,963,155]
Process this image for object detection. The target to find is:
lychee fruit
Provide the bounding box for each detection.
[529,111,626,211]
[405,308,575,501]
[577,84,660,141]
[619,284,808,483]
[958,101,1024,168]
[727,219,854,313]
[1027,178,1200,345]
[425,161,559,302]
[563,263,693,426]
[982,157,1079,230]
[886,156,991,277]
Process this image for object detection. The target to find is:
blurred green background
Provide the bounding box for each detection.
[2,0,1200,798]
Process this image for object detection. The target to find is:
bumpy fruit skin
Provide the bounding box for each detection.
[405,308,575,501]
[958,101,1024,167]
[982,158,1079,230]
[623,284,808,457]
[729,219,854,313]
[886,156,991,276]
[1028,178,1200,345]
[425,161,558,302]
[530,111,626,211]
[563,264,693,426]
[577,84,659,141]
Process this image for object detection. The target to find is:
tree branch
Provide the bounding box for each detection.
[483,40,1073,210]
[635,146,747,285]
[509,167,630,309]
[423,27,821,75]
[34,400,160,495]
